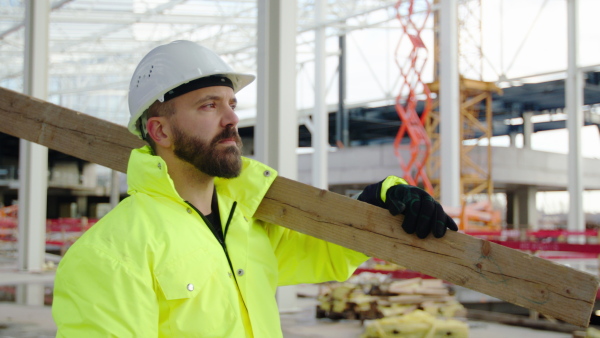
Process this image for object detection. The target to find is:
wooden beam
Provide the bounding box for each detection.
[255,177,597,327]
[0,86,144,173]
[1,86,598,327]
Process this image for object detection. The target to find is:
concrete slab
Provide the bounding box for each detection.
[297,143,600,190]
[0,284,581,338]
[0,271,55,287]
[0,303,56,337]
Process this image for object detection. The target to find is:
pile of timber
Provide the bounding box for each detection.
[361,310,468,338]
[316,275,466,321]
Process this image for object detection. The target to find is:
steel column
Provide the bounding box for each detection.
[256,0,299,312]
[110,170,120,208]
[313,0,328,189]
[522,112,533,149]
[256,0,298,179]
[566,0,584,242]
[337,35,349,147]
[17,0,49,306]
[439,0,461,207]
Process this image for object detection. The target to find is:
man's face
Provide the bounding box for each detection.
[169,86,243,178]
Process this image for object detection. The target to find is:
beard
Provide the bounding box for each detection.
[172,124,243,179]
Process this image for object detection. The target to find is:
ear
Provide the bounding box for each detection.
[147,117,173,148]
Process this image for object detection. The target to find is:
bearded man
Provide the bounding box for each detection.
[52,40,457,338]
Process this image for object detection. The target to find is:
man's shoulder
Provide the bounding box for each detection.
[62,195,169,270]
[72,196,162,249]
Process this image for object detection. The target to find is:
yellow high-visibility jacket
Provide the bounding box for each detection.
[52,146,369,337]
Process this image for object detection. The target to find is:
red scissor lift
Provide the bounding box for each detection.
[393,0,434,194]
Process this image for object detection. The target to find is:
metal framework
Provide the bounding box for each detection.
[0,0,400,126]
[1,1,596,204]
[458,79,500,199]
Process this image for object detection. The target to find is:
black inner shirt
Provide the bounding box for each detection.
[203,189,223,243]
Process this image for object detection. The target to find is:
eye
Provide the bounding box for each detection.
[200,102,216,110]
[230,103,237,110]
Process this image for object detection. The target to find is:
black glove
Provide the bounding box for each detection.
[357,180,458,239]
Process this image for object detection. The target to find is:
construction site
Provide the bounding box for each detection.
[1,0,600,337]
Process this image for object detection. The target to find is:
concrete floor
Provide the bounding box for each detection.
[0,247,586,337]
[280,296,573,338]
[0,290,575,338]
[0,303,56,338]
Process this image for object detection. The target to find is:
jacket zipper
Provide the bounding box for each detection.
[185,201,238,276]
[186,200,252,330]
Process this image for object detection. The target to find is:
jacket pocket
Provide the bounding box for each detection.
[155,249,239,337]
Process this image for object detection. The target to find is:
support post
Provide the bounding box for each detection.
[439,0,461,208]
[313,0,328,189]
[508,131,518,148]
[506,191,516,229]
[110,170,120,208]
[337,35,349,147]
[566,0,584,243]
[256,0,299,312]
[16,0,49,306]
[517,186,538,231]
[522,112,534,149]
[76,196,88,218]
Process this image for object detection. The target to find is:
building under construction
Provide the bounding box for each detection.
[1,0,600,337]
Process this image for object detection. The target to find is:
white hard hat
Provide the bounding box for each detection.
[127,40,255,137]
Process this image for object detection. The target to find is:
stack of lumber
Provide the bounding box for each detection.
[316,275,466,322]
[384,278,466,319]
[361,310,469,338]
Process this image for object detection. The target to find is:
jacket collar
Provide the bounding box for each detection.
[126,146,278,216]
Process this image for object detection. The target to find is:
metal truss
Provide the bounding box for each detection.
[1,0,592,128]
[0,0,399,126]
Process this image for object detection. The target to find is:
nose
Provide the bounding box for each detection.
[221,104,239,128]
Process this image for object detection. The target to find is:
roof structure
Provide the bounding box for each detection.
[1,0,599,146]
[0,0,401,126]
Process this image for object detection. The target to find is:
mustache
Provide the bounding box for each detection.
[211,127,241,146]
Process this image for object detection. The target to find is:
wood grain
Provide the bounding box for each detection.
[0,86,143,173]
[2,86,598,327]
[255,176,599,327]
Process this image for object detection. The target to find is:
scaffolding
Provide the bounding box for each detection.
[424,0,502,230]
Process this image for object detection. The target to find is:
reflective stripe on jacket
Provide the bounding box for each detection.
[52,146,369,337]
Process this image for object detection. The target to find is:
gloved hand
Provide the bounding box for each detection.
[357,178,458,239]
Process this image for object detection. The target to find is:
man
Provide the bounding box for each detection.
[52,40,457,337]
